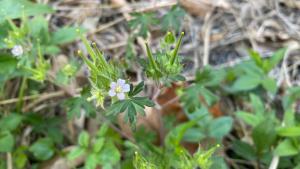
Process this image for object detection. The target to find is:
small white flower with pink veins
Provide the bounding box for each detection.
[11,45,23,57]
[108,79,130,100]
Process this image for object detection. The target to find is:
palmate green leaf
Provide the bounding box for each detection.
[128,12,158,38]
[195,66,226,87]
[0,0,53,23]
[128,81,144,97]
[64,96,96,119]
[180,84,218,113]
[275,139,299,157]
[161,5,185,32]
[107,97,154,125]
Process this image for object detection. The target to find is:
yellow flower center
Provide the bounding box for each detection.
[115,86,122,93]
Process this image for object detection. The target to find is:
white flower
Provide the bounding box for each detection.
[11,45,23,57]
[108,79,130,100]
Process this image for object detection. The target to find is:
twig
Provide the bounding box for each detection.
[0,88,81,106]
[88,17,125,36]
[6,153,12,169]
[203,12,213,66]
[21,88,82,112]
[269,155,279,169]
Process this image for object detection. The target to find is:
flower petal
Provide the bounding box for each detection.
[122,84,130,92]
[108,90,116,97]
[117,79,125,85]
[110,82,117,89]
[117,92,125,100]
[11,45,23,57]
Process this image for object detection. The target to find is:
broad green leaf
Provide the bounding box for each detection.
[249,50,263,67]
[261,76,277,93]
[0,54,17,74]
[268,48,286,72]
[0,113,23,131]
[275,139,299,156]
[250,94,264,114]
[67,147,85,160]
[78,131,90,147]
[283,87,300,109]
[85,153,98,169]
[200,87,218,106]
[295,164,300,169]
[97,141,121,165]
[0,131,14,152]
[51,27,79,45]
[29,138,54,161]
[277,127,300,137]
[0,21,11,48]
[93,138,105,153]
[252,120,276,154]
[165,120,198,148]
[183,127,206,142]
[0,0,53,23]
[97,123,109,137]
[28,16,49,42]
[236,111,261,127]
[283,108,295,127]
[208,116,233,139]
[13,146,28,169]
[232,140,256,160]
[232,75,261,91]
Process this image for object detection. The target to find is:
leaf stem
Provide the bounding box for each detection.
[145,43,158,70]
[170,32,184,65]
[17,77,27,112]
